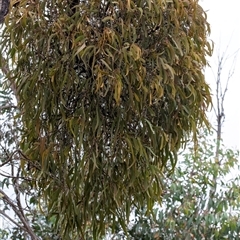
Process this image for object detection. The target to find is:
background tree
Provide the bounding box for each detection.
[0,0,212,238]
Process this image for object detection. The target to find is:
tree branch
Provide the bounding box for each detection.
[0,104,17,111]
[207,46,238,211]
[0,209,27,233]
[0,189,40,240]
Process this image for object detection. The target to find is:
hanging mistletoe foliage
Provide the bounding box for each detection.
[0,0,212,238]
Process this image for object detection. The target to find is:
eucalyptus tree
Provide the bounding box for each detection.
[0,0,212,238]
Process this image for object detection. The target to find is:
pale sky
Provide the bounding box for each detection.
[200,0,240,150]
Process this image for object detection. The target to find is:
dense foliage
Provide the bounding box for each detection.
[0,0,212,238]
[2,129,239,239]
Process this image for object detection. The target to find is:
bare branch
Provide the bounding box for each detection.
[0,149,19,167]
[13,167,27,222]
[213,48,239,143]
[0,209,27,232]
[0,189,40,240]
[0,105,17,111]
[207,45,238,211]
[221,49,238,109]
[0,170,33,182]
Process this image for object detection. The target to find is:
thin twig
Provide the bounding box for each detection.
[0,149,20,167]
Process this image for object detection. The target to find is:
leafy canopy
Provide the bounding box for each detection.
[1,0,212,238]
